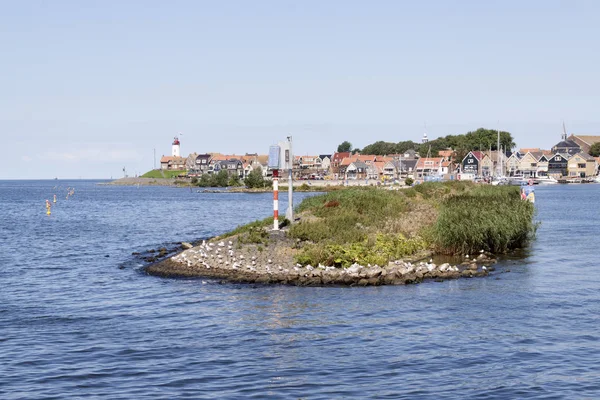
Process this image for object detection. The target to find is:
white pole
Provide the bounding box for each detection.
[273,169,279,230]
[286,136,294,222]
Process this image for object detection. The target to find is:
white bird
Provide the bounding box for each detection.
[482,266,487,271]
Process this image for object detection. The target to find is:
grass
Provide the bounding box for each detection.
[141,169,187,179]
[289,187,422,266]
[431,185,537,255]
[218,216,274,240]
[215,182,538,267]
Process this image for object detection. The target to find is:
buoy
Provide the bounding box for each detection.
[53,194,57,203]
[45,200,51,215]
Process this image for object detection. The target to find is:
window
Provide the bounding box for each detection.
[578,163,586,168]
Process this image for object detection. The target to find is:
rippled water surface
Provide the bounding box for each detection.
[1,180,600,399]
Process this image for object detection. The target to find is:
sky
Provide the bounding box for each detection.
[2,0,600,179]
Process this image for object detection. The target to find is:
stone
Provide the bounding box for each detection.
[181,242,193,249]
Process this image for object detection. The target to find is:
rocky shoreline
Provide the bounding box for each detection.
[145,232,498,286]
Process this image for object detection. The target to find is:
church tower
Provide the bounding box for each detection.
[172,136,181,157]
[422,123,429,144]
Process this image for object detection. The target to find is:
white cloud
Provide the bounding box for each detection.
[21,155,32,162]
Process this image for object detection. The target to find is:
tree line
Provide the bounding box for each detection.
[339,128,516,160]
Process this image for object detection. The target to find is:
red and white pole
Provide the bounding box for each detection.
[273,169,279,230]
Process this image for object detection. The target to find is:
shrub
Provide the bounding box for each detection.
[245,167,267,188]
[432,186,537,254]
[405,177,414,186]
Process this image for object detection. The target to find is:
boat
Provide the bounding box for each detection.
[507,176,529,186]
[491,176,509,186]
[533,176,558,185]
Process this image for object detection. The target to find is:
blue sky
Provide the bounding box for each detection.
[2,0,599,179]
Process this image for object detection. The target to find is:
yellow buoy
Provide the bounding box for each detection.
[53,194,57,203]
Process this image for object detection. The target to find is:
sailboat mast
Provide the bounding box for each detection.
[497,127,501,177]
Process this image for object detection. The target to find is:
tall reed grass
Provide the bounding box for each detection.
[432,185,536,254]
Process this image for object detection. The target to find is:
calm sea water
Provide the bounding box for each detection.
[1,180,599,399]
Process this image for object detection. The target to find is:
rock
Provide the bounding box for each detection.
[468,263,478,271]
[181,242,193,249]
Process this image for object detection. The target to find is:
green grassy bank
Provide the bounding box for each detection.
[219,182,537,267]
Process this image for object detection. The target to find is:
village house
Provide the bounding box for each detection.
[438,150,455,162]
[567,153,596,178]
[552,134,581,155]
[547,153,569,177]
[518,152,542,178]
[345,161,368,180]
[415,157,443,180]
[504,152,522,176]
[160,156,187,171]
[211,158,244,178]
[536,153,550,177]
[460,151,492,178]
[192,154,212,175]
[567,135,600,155]
[318,154,332,172]
[330,152,351,175]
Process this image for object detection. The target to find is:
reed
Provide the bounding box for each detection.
[432,185,537,254]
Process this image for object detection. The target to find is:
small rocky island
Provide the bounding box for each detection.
[147,182,536,286]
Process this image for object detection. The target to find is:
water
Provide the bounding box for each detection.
[1,181,599,399]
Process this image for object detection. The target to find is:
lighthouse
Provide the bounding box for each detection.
[172,136,181,157]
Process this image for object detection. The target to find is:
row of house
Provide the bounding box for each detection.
[158,133,600,181]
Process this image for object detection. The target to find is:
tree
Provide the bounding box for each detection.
[244,167,266,188]
[228,174,241,187]
[589,142,600,157]
[212,170,229,187]
[197,174,212,187]
[337,141,353,153]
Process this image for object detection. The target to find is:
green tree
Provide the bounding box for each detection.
[589,142,600,157]
[197,174,212,187]
[228,174,242,187]
[245,167,266,188]
[212,170,229,187]
[337,141,353,153]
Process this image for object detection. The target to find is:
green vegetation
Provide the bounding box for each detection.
[244,167,272,189]
[196,170,243,188]
[360,127,516,160]
[431,185,537,255]
[218,182,537,268]
[219,216,274,239]
[589,142,600,157]
[337,140,353,153]
[141,169,186,179]
[290,182,536,266]
[289,187,421,267]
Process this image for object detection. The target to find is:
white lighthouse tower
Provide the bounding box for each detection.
[172,136,181,157]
